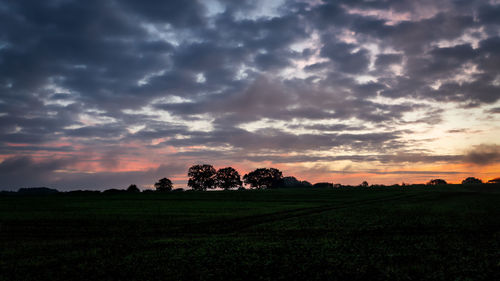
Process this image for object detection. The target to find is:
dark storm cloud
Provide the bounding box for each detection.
[1,0,499,188]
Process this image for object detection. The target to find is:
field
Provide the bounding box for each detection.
[1,186,499,280]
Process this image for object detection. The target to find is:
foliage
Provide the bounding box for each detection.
[281,176,312,188]
[313,182,334,188]
[188,164,216,191]
[127,184,140,193]
[103,188,125,194]
[243,168,283,189]
[154,178,173,192]
[462,177,483,185]
[215,167,242,190]
[487,177,500,184]
[426,179,447,185]
[17,187,59,194]
[360,181,369,187]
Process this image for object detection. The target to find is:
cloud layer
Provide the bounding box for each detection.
[1,0,499,189]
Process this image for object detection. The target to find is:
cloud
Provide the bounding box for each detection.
[464,144,500,165]
[0,156,187,191]
[1,0,499,188]
[486,107,500,114]
[49,162,188,190]
[0,156,72,189]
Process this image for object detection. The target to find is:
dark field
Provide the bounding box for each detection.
[1,186,499,280]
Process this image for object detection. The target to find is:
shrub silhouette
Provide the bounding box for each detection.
[243,168,283,189]
[103,188,125,194]
[127,184,140,193]
[487,177,500,184]
[426,179,447,185]
[17,187,59,194]
[313,182,334,188]
[215,167,242,190]
[188,164,216,191]
[154,178,173,192]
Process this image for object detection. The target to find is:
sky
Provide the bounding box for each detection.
[1,0,500,190]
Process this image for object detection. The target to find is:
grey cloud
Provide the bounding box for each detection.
[0,155,187,191]
[64,125,125,138]
[464,144,500,165]
[375,53,403,68]
[120,0,206,26]
[291,124,366,132]
[0,145,74,153]
[1,0,499,188]
[478,4,500,24]
[320,41,370,74]
[330,170,463,175]
[0,156,72,189]
[242,153,462,164]
[163,126,402,153]
[155,77,296,123]
[486,107,500,114]
[50,162,188,190]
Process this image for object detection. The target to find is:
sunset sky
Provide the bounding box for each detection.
[1,0,500,190]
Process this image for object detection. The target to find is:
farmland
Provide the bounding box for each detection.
[1,185,499,280]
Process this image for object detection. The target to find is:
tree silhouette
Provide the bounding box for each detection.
[188,164,216,191]
[282,176,312,188]
[426,179,447,185]
[154,178,173,192]
[360,181,369,187]
[487,177,500,184]
[462,177,482,185]
[127,184,140,192]
[243,168,283,189]
[215,167,242,190]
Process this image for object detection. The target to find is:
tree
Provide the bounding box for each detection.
[462,177,482,185]
[487,177,500,184]
[426,179,447,186]
[313,182,334,188]
[154,178,173,192]
[282,176,312,188]
[127,184,140,193]
[188,164,216,191]
[360,181,369,187]
[215,167,242,190]
[243,168,283,189]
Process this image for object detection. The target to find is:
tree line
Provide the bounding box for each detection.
[154,164,284,192]
[1,171,496,195]
[150,164,496,192]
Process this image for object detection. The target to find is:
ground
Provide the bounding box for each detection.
[1,185,499,280]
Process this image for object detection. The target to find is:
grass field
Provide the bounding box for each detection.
[1,186,499,280]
